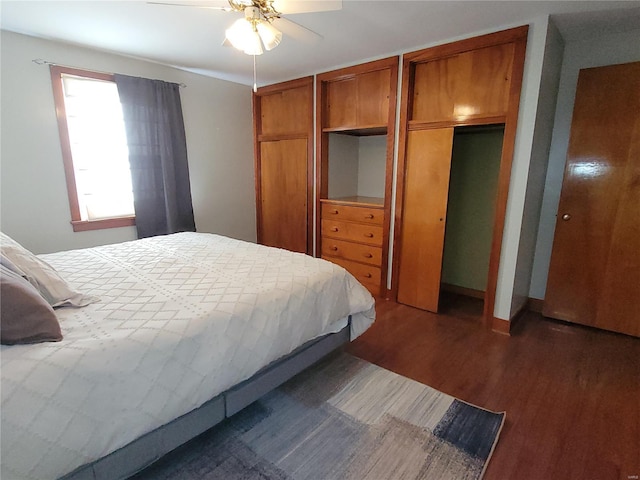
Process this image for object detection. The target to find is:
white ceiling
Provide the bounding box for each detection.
[2,1,640,87]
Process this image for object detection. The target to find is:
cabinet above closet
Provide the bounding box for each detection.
[324,68,392,134]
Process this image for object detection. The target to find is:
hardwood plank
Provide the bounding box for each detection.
[347,299,640,480]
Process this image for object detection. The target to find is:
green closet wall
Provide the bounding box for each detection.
[441,127,504,292]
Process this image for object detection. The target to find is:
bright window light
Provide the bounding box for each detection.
[61,74,134,221]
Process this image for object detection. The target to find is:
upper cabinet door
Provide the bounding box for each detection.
[326,77,357,128]
[411,43,514,123]
[259,85,312,136]
[357,69,392,127]
[325,68,391,130]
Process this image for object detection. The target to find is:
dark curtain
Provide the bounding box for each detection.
[115,74,195,239]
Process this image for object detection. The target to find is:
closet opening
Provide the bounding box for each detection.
[439,124,504,319]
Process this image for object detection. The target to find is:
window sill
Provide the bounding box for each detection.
[71,216,136,232]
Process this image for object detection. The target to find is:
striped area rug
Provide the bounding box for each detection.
[135,353,505,480]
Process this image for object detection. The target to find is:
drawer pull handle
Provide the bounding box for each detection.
[331,227,339,232]
[365,214,374,219]
[331,209,339,215]
[331,246,338,251]
[364,253,373,258]
[364,233,374,238]
[364,273,372,278]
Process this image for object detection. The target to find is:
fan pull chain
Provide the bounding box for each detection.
[253,54,257,93]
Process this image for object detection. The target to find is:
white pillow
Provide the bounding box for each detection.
[0,232,98,308]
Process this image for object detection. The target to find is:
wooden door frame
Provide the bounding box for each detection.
[391,26,528,330]
[253,76,314,254]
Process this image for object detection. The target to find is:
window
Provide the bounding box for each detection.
[51,66,135,231]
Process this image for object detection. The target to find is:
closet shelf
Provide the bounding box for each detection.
[322,125,387,136]
[321,196,384,208]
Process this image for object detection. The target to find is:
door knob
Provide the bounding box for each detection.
[562,213,571,221]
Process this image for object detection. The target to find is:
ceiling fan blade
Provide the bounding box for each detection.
[272,17,322,44]
[147,1,232,10]
[272,0,342,14]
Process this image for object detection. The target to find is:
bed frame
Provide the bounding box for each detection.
[60,323,351,480]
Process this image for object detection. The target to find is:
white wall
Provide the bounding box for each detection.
[327,133,358,198]
[508,20,564,316]
[0,31,256,254]
[357,135,386,199]
[529,27,640,300]
[492,15,551,320]
[327,133,386,200]
[442,128,503,293]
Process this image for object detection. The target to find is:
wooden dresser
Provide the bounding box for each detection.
[320,197,384,295]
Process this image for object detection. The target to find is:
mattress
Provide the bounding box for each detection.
[1,232,375,480]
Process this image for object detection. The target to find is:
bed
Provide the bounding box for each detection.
[1,232,376,480]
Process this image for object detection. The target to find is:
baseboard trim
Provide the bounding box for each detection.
[492,300,531,336]
[491,316,511,335]
[528,297,544,313]
[441,283,485,299]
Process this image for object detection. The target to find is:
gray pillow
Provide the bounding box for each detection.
[1,264,63,345]
[0,232,97,307]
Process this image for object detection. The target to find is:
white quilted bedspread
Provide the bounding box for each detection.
[1,233,375,480]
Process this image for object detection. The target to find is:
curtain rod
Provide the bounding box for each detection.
[32,58,187,88]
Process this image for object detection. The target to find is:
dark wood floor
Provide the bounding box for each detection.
[346,295,640,480]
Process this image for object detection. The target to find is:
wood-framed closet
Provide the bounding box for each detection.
[315,57,398,296]
[253,76,314,254]
[392,26,528,330]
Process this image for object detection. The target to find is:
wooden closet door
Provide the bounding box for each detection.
[543,62,640,337]
[259,139,308,253]
[397,128,454,312]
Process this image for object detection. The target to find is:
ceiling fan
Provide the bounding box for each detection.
[149,0,342,55]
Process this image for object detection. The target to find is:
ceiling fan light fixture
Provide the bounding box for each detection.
[225,5,282,55]
[225,17,262,55]
[225,18,252,50]
[245,29,264,55]
[256,21,282,51]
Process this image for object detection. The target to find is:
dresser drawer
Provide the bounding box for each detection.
[321,219,383,247]
[322,256,381,295]
[321,237,382,266]
[321,203,384,226]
